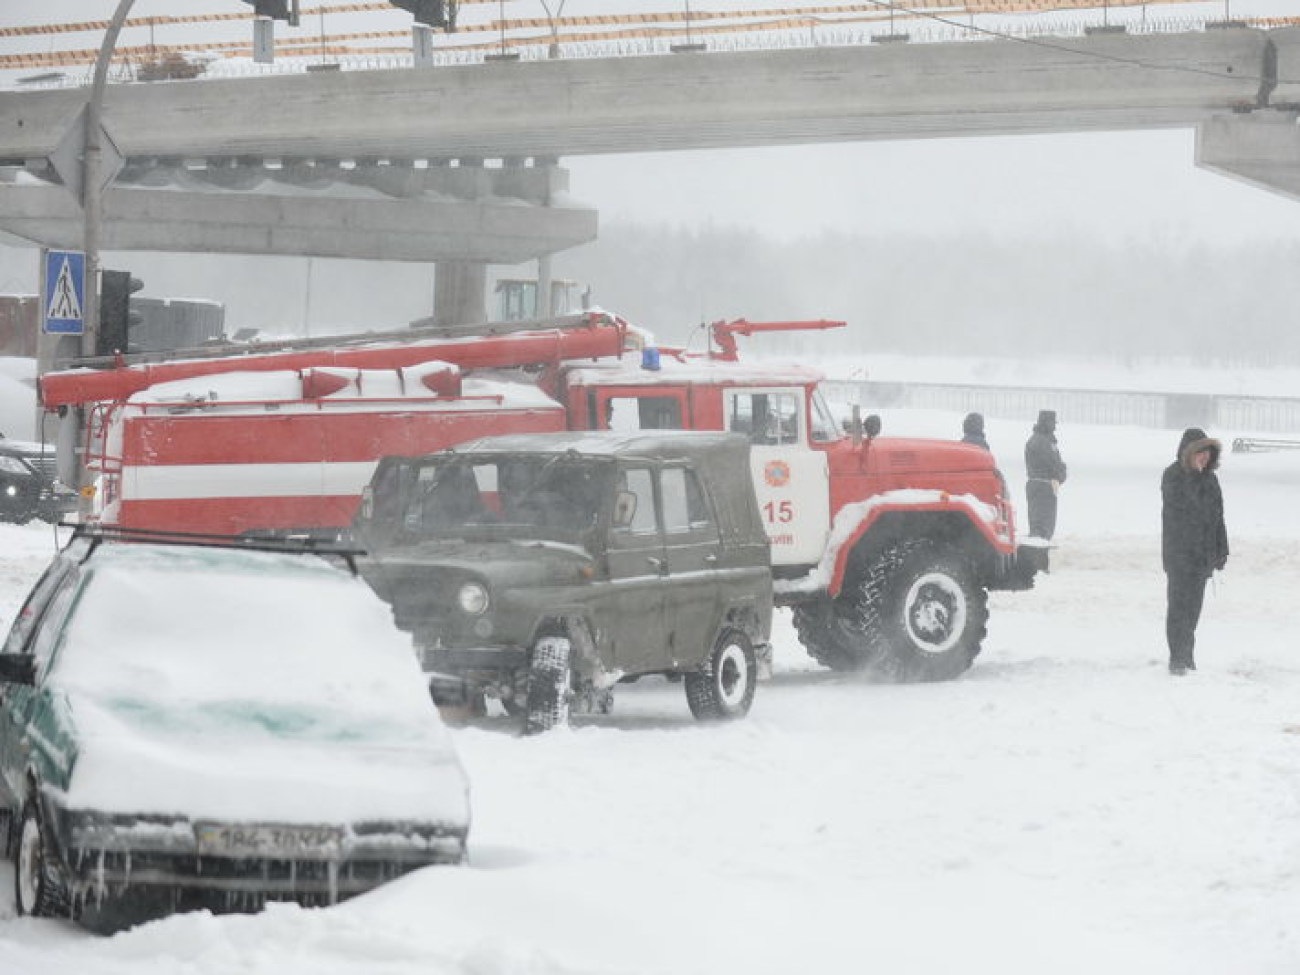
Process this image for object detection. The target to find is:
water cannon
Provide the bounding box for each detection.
[708,318,846,361]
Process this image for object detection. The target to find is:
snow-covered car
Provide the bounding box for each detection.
[0,531,470,934]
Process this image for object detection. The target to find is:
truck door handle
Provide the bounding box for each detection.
[704,554,719,565]
[647,556,664,572]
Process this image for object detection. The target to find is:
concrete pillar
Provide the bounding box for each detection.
[432,261,487,327]
[538,253,553,317]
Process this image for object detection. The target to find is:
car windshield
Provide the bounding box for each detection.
[48,545,445,745]
[396,455,613,541]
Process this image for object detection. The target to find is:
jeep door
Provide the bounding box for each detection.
[658,464,723,670]
[601,465,667,675]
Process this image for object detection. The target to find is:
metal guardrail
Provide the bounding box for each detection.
[1231,437,1300,453]
[821,380,1300,435]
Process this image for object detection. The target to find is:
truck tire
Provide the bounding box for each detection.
[791,600,875,672]
[685,629,757,721]
[523,636,572,735]
[849,539,987,682]
[15,800,71,921]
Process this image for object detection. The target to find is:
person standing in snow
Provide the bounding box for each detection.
[961,412,990,450]
[1161,427,1228,676]
[1024,409,1067,539]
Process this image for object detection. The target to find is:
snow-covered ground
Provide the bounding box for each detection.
[0,409,1298,974]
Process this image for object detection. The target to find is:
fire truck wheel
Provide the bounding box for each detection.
[15,800,71,921]
[852,540,987,682]
[685,629,757,721]
[791,600,874,672]
[523,636,572,735]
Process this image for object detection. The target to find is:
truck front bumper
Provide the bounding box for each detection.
[994,541,1049,591]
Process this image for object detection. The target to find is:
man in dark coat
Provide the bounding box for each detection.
[1161,427,1228,675]
[961,412,990,450]
[1024,409,1067,540]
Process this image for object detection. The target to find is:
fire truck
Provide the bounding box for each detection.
[39,311,1042,681]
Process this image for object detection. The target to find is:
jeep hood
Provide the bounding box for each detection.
[360,538,596,598]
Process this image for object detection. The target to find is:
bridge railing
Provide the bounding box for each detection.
[820,380,1300,434]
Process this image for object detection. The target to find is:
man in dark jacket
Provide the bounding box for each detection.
[1161,427,1228,675]
[961,412,990,450]
[1024,410,1067,540]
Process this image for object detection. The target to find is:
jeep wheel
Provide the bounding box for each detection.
[791,600,874,672]
[849,540,987,682]
[523,636,572,735]
[15,800,71,920]
[685,629,757,721]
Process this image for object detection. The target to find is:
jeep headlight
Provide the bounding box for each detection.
[456,581,489,616]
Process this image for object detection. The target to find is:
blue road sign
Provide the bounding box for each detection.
[43,249,86,335]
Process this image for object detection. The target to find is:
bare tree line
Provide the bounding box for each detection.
[556,223,1300,366]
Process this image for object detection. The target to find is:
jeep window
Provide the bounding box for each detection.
[400,457,609,539]
[661,467,711,534]
[727,391,801,446]
[606,396,684,433]
[809,388,842,443]
[405,464,486,534]
[616,467,657,535]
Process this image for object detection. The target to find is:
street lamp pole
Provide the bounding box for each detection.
[82,0,136,358]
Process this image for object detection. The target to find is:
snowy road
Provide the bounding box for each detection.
[0,415,1298,974]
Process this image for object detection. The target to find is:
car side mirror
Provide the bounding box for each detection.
[613,490,638,528]
[0,653,36,685]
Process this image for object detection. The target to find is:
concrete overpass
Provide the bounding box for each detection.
[2,24,1300,321]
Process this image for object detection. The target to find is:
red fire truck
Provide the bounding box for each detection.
[39,311,1041,681]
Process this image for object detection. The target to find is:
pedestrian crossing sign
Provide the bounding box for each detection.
[42,249,86,335]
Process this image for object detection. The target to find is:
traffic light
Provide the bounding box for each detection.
[390,0,448,28]
[242,0,300,26]
[98,270,143,357]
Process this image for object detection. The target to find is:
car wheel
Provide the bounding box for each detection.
[15,800,71,920]
[791,599,874,672]
[850,540,987,682]
[685,628,757,721]
[523,635,572,735]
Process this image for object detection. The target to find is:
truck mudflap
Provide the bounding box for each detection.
[996,540,1050,591]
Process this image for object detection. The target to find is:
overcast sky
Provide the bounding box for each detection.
[566,129,1300,246]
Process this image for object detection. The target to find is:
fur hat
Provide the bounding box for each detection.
[1177,427,1221,471]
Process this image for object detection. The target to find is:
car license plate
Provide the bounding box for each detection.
[195,822,344,859]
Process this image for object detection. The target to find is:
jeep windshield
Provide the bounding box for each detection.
[388,455,614,543]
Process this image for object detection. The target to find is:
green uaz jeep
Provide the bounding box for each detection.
[353,431,773,732]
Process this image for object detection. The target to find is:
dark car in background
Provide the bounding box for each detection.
[0,436,77,524]
[354,431,774,733]
[0,529,469,934]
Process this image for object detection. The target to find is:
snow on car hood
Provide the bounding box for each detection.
[49,545,468,825]
[62,694,468,825]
